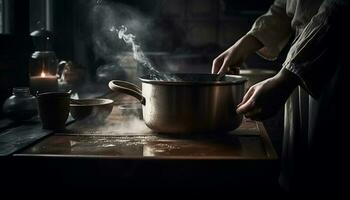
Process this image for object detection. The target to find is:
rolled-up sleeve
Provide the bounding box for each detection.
[247,0,292,60]
[283,0,349,97]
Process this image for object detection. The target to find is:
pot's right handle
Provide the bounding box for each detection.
[109,80,145,105]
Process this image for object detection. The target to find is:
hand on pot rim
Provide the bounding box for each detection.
[236,68,299,121]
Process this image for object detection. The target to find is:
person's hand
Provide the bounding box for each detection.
[236,69,299,121]
[212,35,263,74]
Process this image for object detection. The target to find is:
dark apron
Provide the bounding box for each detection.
[280,54,348,192]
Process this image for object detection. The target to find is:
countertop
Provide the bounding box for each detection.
[0,102,279,192]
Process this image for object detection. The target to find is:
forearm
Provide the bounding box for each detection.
[274,68,300,94]
[238,34,264,58]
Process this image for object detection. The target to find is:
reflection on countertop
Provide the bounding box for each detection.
[18,119,269,159]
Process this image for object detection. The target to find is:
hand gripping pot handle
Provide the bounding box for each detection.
[109,80,145,105]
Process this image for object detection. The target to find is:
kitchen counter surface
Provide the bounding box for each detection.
[15,105,277,160]
[15,121,276,160]
[1,102,279,191]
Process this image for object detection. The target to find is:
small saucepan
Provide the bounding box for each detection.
[70,98,114,122]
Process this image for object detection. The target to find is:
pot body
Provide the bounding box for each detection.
[109,74,246,134]
[141,76,245,133]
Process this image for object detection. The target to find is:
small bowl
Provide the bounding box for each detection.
[70,98,114,121]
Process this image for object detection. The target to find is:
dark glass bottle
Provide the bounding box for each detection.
[2,87,38,121]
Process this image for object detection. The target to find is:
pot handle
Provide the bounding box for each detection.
[109,80,145,105]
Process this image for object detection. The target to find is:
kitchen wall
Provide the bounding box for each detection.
[156,0,258,51]
[151,0,284,71]
[63,0,285,81]
[0,0,31,118]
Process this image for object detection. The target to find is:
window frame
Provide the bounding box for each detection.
[1,0,14,34]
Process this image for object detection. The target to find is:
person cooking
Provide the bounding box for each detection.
[212,0,349,192]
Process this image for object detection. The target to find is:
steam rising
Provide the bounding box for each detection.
[110,25,177,81]
[90,0,178,82]
[70,108,151,135]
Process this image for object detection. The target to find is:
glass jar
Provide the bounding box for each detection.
[29,29,68,93]
[30,51,59,77]
[2,87,38,121]
[29,30,58,77]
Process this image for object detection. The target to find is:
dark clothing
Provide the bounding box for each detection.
[248,0,349,192]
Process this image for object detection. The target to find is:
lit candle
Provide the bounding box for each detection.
[30,71,58,93]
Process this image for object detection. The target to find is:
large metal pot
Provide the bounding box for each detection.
[109,74,247,134]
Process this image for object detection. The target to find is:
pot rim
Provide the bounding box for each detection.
[139,73,247,86]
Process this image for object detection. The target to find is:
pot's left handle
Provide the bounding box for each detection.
[109,80,145,105]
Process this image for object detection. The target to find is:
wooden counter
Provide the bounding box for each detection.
[1,105,279,192]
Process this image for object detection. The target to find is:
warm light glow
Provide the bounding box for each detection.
[41,72,46,77]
